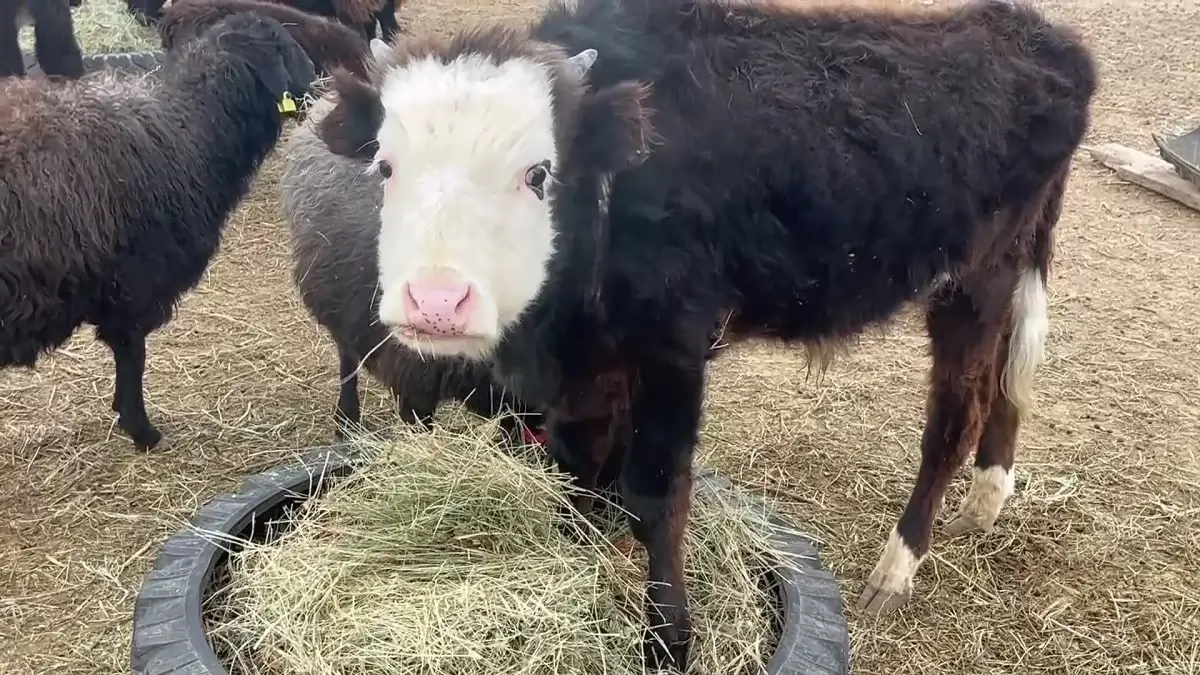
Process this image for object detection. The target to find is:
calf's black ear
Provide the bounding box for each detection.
[572,81,656,174]
[319,67,385,160]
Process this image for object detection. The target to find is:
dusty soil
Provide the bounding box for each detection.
[2,0,1198,673]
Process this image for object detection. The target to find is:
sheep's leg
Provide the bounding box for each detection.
[394,388,437,429]
[334,345,361,440]
[30,0,83,78]
[125,0,164,25]
[99,329,162,451]
[460,383,545,451]
[0,2,25,77]
[376,1,401,42]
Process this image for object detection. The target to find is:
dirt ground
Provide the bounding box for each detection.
[2,0,1199,673]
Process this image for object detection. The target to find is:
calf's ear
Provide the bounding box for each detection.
[318,68,385,160]
[572,80,656,174]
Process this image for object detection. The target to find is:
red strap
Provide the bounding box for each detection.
[521,426,548,446]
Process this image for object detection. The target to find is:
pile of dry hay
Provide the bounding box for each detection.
[19,0,160,54]
[208,409,811,675]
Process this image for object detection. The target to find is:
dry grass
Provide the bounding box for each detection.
[18,0,160,54]
[208,412,790,675]
[1,0,1199,674]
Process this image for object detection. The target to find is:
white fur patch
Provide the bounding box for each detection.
[1001,268,1047,416]
[371,53,560,360]
[947,465,1015,534]
[860,527,925,611]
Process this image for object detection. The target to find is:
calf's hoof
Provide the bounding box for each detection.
[122,421,163,452]
[856,579,911,615]
[857,528,921,615]
[555,497,596,544]
[943,511,988,537]
[643,619,692,672]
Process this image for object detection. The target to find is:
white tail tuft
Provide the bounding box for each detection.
[1002,268,1048,416]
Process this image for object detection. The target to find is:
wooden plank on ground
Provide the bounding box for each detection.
[1082,143,1200,213]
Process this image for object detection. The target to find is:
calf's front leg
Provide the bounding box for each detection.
[620,357,705,672]
[547,413,624,525]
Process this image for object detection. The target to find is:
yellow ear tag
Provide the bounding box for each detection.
[278,92,298,114]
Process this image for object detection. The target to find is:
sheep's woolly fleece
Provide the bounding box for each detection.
[207,412,803,675]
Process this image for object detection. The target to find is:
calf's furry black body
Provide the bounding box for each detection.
[317,0,1097,668]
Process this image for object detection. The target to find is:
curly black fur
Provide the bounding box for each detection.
[245,0,399,41]
[0,13,316,450]
[318,0,1097,668]
[282,98,544,443]
[160,0,372,78]
[0,0,83,78]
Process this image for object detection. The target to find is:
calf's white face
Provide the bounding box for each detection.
[369,54,563,360]
[318,38,651,362]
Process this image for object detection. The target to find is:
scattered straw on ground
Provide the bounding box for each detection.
[19,0,160,55]
[209,411,795,675]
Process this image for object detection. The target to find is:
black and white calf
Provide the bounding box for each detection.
[315,0,1097,669]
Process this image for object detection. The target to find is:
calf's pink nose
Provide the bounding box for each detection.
[403,279,474,336]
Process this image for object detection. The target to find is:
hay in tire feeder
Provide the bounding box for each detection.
[130,415,850,675]
[20,0,165,76]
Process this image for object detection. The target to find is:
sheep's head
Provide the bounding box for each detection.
[209,13,317,105]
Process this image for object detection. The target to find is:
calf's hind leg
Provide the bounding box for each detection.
[97,326,162,450]
[944,267,1048,535]
[858,269,1020,615]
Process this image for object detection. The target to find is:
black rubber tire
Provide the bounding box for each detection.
[22,50,166,76]
[129,449,849,675]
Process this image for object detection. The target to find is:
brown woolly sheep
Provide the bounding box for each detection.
[159,0,371,78]
[280,96,545,444]
[0,13,316,450]
[0,0,83,78]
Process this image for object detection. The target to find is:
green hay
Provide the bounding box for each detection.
[19,0,161,55]
[209,410,811,675]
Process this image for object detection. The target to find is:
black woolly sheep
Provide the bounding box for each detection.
[280,96,545,444]
[256,0,398,41]
[0,0,83,78]
[159,0,372,78]
[0,13,316,450]
[145,0,400,42]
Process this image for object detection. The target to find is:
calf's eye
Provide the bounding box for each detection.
[524,160,551,200]
[378,160,393,179]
